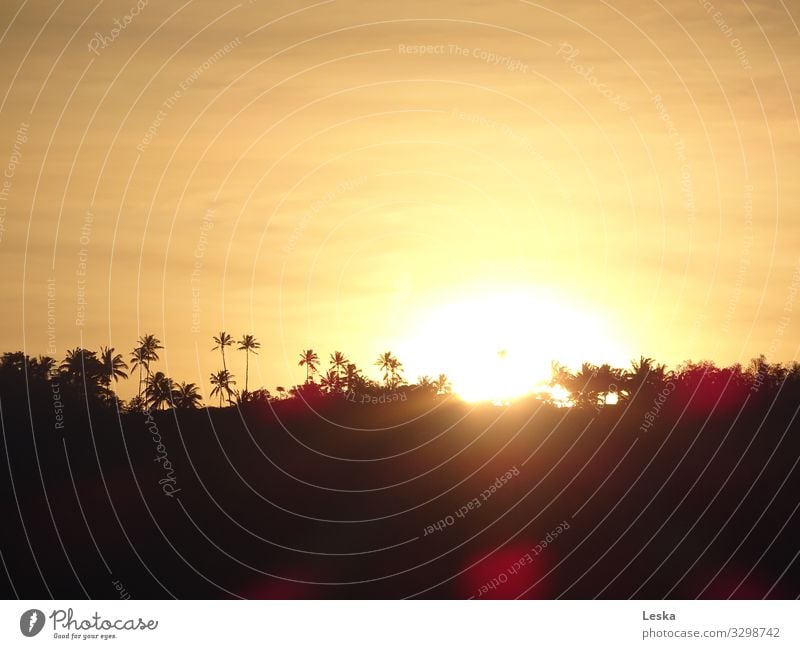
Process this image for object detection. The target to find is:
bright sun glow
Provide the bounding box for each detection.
[396,286,630,404]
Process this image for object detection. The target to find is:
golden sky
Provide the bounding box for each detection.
[1,0,798,397]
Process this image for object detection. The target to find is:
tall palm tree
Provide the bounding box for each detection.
[212,332,233,372]
[298,349,319,383]
[375,351,403,389]
[209,369,236,407]
[99,346,128,387]
[173,382,202,409]
[130,334,163,399]
[329,351,348,379]
[237,334,260,395]
[129,346,147,400]
[145,371,175,410]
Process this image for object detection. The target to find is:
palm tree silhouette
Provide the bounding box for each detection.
[129,347,146,400]
[329,351,348,379]
[298,349,319,383]
[343,363,363,394]
[99,346,128,388]
[623,356,668,402]
[237,334,260,395]
[145,371,175,410]
[320,369,342,394]
[375,351,403,389]
[212,332,233,373]
[60,348,103,397]
[173,382,202,409]
[434,373,452,395]
[129,334,163,401]
[209,369,236,407]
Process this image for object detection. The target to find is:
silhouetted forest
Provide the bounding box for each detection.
[1,336,799,598]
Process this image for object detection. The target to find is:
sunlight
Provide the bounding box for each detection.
[397,286,630,403]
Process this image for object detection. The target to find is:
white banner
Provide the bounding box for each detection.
[0,600,796,648]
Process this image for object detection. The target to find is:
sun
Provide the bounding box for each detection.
[396,286,630,403]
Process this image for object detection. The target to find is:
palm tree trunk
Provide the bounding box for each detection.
[245,351,249,394]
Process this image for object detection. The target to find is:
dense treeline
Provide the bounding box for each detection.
[0,332,454,413]
[1,327,798,416]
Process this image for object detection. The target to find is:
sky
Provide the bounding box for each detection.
[0,0,798,399]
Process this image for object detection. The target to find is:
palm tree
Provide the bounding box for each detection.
[343,363,364,394]
[434,373,452,395]
[212,332,234,372]
[30,355,56,382]
[237,334,260,395]
[572,362,601,408]
[59,349,105,402]
[99,346,128,387]
[130,334,163,400]
[139,334,163,374]
[375,351,403,389]
[623,356,668,402]
[415,375,436,396]
[145,371,175,410]
[592,363,622,405]
[320,369,342,394]
[129,346,147,400]
[209,369,236,407]
[329,351,348,380]
[173,382,202,409]
[60,348,102,388]
[298,349,319,383]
